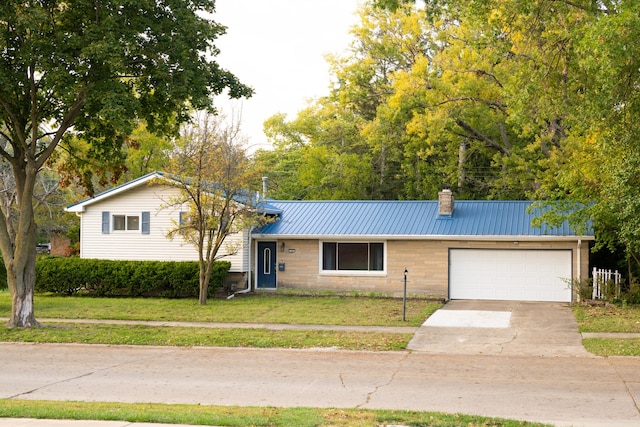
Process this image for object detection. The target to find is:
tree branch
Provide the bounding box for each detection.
[435,97,508,114]
[455,118,510,155]
[35,90,86,169]
[452,68,504,88]
[0,98,26,160]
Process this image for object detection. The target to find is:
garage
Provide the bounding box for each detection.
[449,249,573,302]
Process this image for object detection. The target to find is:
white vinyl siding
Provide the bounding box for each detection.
[78,184,248,272]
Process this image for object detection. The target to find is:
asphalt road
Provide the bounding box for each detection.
[1,343,639,427]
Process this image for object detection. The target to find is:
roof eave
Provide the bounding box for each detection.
[64,171,168,213]
[250,233,594,241]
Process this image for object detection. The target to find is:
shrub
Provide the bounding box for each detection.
[35,257,231,297]
[619,292,640,305]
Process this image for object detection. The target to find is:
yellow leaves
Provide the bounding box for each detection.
[387,56,430,110]
[487,7,504,26]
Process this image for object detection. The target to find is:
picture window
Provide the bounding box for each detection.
[322,242,384,272]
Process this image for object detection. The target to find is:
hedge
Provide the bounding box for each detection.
[34,257,231,297]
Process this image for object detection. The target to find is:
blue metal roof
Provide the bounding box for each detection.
[254,200,593,238]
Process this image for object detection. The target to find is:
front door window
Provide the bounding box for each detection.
[263,247,271,275]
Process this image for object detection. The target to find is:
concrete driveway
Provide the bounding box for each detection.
[407,300,593,357]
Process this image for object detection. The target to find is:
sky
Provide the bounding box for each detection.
[213,0,364,152]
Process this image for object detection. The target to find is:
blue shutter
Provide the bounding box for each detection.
[101,212,110,234]
[141,211,150,234]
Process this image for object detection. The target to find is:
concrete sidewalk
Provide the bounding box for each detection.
[1,317,417,334]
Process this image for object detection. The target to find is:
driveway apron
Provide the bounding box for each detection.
[407,300,593,357]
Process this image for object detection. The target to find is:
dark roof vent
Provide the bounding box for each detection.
[438,189,454,217]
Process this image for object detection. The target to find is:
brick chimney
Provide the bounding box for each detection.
[438,189,454,217]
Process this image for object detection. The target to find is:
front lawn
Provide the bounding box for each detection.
[574,304,640,333]
[0,290,440,351]
[574,304,640,356]
[0,323,413,351]
[0,291,440,327]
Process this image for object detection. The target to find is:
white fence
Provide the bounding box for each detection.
[592,267,622,300]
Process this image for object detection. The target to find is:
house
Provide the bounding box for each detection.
[251,190,594,302]
[68,173,594,302]
[65,171,255,286]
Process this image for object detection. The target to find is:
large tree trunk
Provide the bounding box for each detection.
[2,163,40,327]
[198,259,208,305]
[5,215,39,328]
[7,255,39,327]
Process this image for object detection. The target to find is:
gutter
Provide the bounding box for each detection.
[249,233,595,242]
[577,239,582,299]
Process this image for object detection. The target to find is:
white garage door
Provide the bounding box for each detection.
[449,249,572,302]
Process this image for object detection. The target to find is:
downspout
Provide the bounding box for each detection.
[577,239,582,302]
[234,180,267,295]
[577,239,582,281]
[236,190,262,295]
[236,181,269,295]
[75,212,83,258]
[235,226,254,295]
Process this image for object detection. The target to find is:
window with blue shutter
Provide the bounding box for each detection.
[179,212,188,226]
[141,211,150,234]
[102,211,110,234]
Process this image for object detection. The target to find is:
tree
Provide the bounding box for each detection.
[164,112,263,304]
[121,123,172,183]
[255,99,373,200]
[255,3,430,200]
[0,1,252,327]
[541,0,640,279]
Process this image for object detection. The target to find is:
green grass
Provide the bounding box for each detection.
[5,291,640,356]
[0,291,440,327]
[0,399,552,426]
[0,323,412,350]
[0,290,438,350]
[574,304,640,356]
[574,304,640,333]
[582,338,640,356]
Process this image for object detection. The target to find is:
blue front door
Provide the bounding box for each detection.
[257,241,277,289]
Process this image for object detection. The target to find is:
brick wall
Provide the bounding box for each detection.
[50,234,71,256]
[266,238,589,299]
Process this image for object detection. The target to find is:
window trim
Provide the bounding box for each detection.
[111,214,143,232]
[318,240,387,276]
